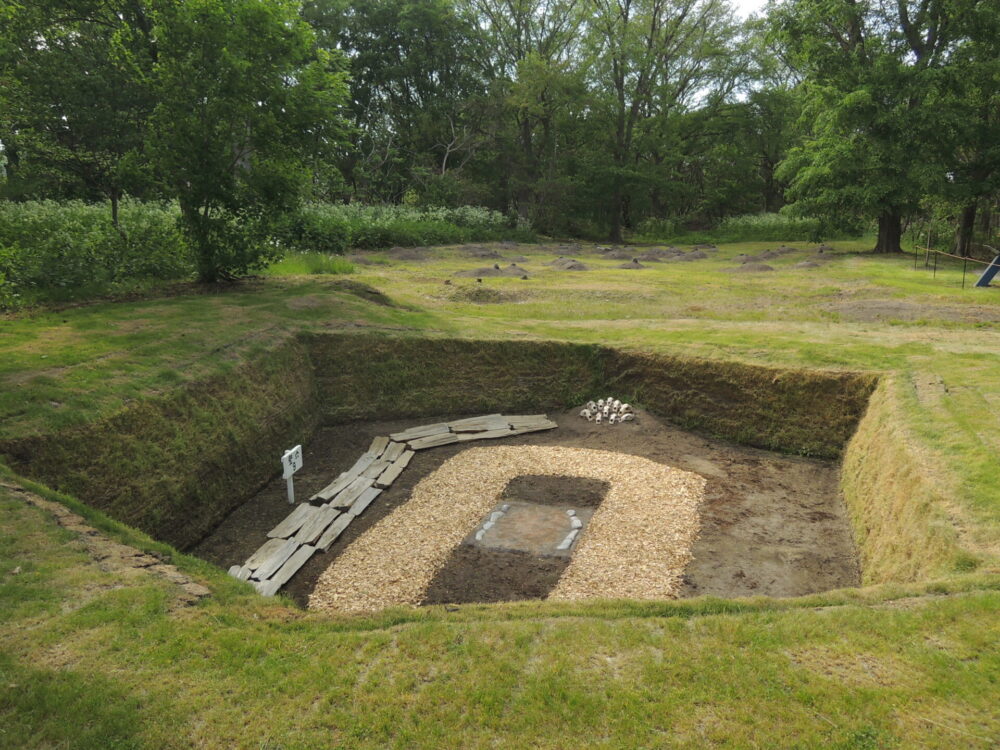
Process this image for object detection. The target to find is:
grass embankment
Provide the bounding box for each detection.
[2,239,999,746]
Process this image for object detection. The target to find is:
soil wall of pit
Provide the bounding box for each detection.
[1,332,876,553]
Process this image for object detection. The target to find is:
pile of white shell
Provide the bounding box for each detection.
[579,397,634,425]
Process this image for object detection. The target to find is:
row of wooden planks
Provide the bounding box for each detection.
[229,414,557,596]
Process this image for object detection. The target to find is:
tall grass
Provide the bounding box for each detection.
[264,252,355,276]
[636,212,850,244]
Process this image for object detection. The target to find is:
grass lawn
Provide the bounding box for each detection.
[2,240,999,747]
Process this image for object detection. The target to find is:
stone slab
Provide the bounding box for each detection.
[330,475,373,509]
[375,450,413,488]
[456,428,515,442]
[382,441,406,463]
[367,436,390,458]
[245,537,289,569]
[389,423,451,441]
[264,544,317,592]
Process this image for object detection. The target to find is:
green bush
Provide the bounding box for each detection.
[277,202,534,253]
[634,212,852,244]
[0,200,193,307]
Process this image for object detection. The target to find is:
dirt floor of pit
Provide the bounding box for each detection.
[191,410,860,606]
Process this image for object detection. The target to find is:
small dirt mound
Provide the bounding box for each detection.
[669,250,708,262]
[331,280,398,305]
[693,243,717,250]
[546,257,589,271]
[793,261,822,269]
[387,246,429,260]
[813,244,835,253]
[637,254,663,263]
[451,287,523,304]
[463,246,503,259]
[725,263,775,273]
[454,263,529,278]
[642,247,683,258]
[617,259,647,269]
[601,249,635,260]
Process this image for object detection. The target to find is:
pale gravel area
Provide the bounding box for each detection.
[309,445,705,614]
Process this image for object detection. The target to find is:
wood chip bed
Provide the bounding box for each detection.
[309,445,705,614]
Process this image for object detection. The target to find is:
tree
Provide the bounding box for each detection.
[773,0,972,253]
[149,0,349,282]
[0,0,158,223]
[585,0,736,241]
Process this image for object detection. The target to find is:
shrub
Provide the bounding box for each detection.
[277,202,534,253]
[0,200,193,307]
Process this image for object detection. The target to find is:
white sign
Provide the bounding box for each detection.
[282,445,303,504]
[282,445,303,479]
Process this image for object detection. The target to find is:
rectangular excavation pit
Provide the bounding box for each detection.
[1,333,879,605]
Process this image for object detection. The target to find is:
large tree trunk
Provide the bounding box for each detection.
[954,201,977,257]
[873,211,903,253]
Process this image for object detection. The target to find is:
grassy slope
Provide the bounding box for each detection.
[2,240,1000,747]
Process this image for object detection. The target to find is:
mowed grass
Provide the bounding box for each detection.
[2,239,1000,746]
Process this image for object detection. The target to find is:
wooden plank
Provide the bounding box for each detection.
[349,486,382,516]
[511,421,558,434]
[408,432,460,450]
[266,503,314,539]
[375,449,414,488]
[329,475,373,509]
[316,513,354,551]
[367,436,390,458]
[456,428,515,442]
[294,506,341,545]
[251,538,299,581]
[263,545,317,592]
[244,538,288,570]
[361,458,392,479]
[312,452,378,501]
[382,441,406,462]
[448,414,503,431]
[389,422,451,441]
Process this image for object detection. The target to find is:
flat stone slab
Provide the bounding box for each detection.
[244,537,289,570]
[382,441,406,463]
[257,544,317,595]
[367,436,390,458]
[456,428,515,442]
[466,501,594,557]
[375,450,414,488]
[295,506,341,545]
[329,475,373,509]
[448,414,503,431]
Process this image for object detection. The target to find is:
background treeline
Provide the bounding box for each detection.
[1,0,998,294]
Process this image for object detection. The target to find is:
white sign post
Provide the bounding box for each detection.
[281,445,303,504]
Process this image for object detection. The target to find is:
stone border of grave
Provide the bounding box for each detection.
[309,445,706,614]
[229,414,557,596]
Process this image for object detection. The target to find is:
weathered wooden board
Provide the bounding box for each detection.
[510,421,558,434]
[312,452,381,500]
[330,475,373,509]
[408,432,460,450]
[375,449,414,488]
[382,441,406,463]
[267,503,315,539]
[245,537,289,570]
[361,458,392,479]
[236,566,253,581]
[294,506,341,545]
[456,428,515,442]
[349,486,382,517]
[311,471,351,502]
[264,545,318,592]
[316,513,354,551]
[448,414,503,431]
[506,415,555,429]
[250,538,299,581]
[389,422,451,441]
[367,436,390,458]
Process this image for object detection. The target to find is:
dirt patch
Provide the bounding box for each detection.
[454,263,529,278]
[3,482,211,606]
[827,298,1000,324]
[449,287,525,304]
[193,407,859,606]
[386,246,429,260]
[422,546,570,604]
[463,246,503,259]
[502,475,607,507]
[328,279,397,306]
[666,250,708,262]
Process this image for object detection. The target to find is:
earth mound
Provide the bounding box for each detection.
[725,263,774,273]
[455,263,530,278]
[546,257,589,271]
[617,259,647,269]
